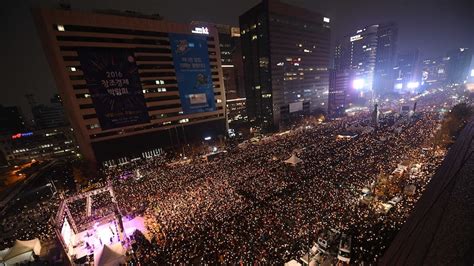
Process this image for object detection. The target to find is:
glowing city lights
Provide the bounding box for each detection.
[407,82,420,89]
[353,79,365,89]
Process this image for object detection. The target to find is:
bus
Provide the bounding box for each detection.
[337,233,351,263]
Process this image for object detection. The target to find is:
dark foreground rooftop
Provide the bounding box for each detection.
[381,118,474,265]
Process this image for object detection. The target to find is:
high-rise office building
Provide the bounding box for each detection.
[328,69,350,117]
[373,23,398,95]
[191,22,248,135]
[421,57,450,86]
[32,94,69,129]
[240,0,330,131]
[446,48,472,84]
[0,127,78,164]
[34,8,226,162]
[335,25,378,84]
[393,49,421,92]
[333,22,397,110]
[192,22,245,100]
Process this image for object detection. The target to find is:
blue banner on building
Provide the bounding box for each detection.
[169,33,216,114]
[78,48,150,130]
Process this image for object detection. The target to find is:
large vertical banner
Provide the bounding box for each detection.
[78,48,150,130]
[169,34,216,113]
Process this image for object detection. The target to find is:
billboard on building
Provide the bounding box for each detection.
[289,102,303,113]
[169,33,216,114]
[78,48,150,130]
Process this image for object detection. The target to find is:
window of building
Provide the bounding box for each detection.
[87,124,100,130]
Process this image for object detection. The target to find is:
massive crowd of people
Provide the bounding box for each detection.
[103,109,446,264]
[0,162,73,251]
[0,95,454,264]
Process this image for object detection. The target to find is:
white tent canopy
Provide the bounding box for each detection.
[0,248,9,259]
[1,238,41,265]
[285,259,302,266]
[94,243,126,266]
[284,154,302,166]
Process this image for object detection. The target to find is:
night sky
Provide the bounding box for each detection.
[1,0,473,119]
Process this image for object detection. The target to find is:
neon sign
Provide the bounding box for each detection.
[191,27,209,35]
[11,132,33,139]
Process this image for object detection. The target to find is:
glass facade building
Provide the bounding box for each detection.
[239,0,330,131]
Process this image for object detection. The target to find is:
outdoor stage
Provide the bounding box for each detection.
[54,182,150,264]
[69,216,147,260]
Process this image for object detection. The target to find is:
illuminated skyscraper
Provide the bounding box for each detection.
[34,8,226,162]
[446,48,472,84]
[393,49,421,92]
[335,23,397,94]
[332,22,397,114]
[191,22,245,100]
[421,57,449,86]
[373,23,398,95]
[240,0,330,131]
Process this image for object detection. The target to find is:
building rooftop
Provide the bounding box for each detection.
[381,118,474,265]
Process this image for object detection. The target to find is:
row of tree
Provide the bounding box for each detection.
[434,103,473,147]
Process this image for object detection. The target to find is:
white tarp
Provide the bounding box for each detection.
[1,238,41,265]
[0,248,9,260]
[2,252,34,265]
[94,243,126,266]
[289,102,303,113]
[285,259,302,266]
[284,155,302,166]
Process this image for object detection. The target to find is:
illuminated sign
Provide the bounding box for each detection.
[11,132,33,139]
[350,35,363,42]
[407,82,420,89]
[191,27,209,35]
[422,71,428,81]
[323,17,330,23]
[230,27,241,37]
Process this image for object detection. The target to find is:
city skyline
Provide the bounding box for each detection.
[1,0,473,116]
[0,1,473,264]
